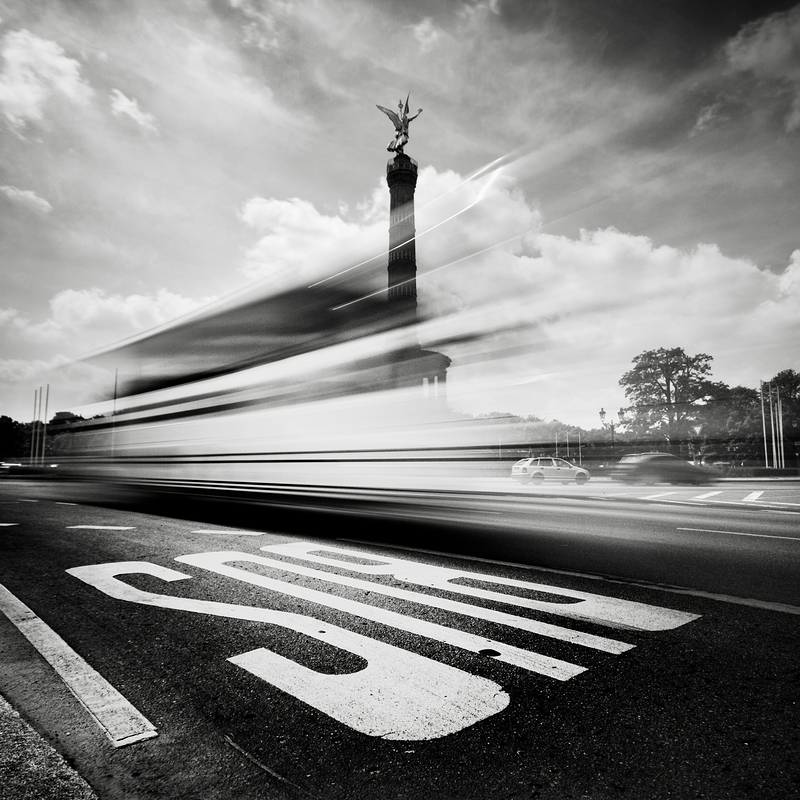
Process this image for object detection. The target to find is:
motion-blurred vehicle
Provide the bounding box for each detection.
[611,453,716,485]
[511,457,590,485]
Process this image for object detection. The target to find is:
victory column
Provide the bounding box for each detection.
[376,95,449,398]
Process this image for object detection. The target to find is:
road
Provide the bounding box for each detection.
[1,477,798,799]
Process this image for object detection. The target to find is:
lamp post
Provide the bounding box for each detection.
[690,424,702,464]
[599,408,625,459]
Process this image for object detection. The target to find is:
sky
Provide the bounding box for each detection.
[0,0,799,431]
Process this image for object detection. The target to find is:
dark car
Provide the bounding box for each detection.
[611,452,716,485]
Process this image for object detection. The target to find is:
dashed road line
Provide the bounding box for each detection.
[191,530,266,535]
[0,523,19,527]
[67,526,137,530]
[642,492,679,499]
[0,582,157,747]
[693,491,722,500]
[743,491,764,501]
[677,527,800,541]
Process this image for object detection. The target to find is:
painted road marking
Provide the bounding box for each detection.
[67,526,136,530]
[200,549,633,654]
[0,582,156,747]
[0,523,19,527]
[67,547,706,740]
[743,491,764,501]
[642,492,679,499]
[67,561,509,740]
[349,539,800,617]
[693,491,722,500]
[191,530,266,536]
[677,527,800,541]
[260,542,699,632]
[177,551,590,678]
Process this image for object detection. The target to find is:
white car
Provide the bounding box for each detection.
[511,457,590,485]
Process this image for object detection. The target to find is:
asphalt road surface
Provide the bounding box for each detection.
[1,477,798,799]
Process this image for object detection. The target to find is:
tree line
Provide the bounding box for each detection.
[616,347,797,468]
[0,411,86,463]
[472,347,798,469]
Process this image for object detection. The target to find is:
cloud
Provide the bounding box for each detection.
[0,355,115,418]
[109,89,158,134]
[410,18,442,52]
[0,29,93,128]
[438,226,800,423]
[414,167,541,315]
[0,288,209,352]
[0,185,52,213]
[182,34,304,131]
[725,4,800,132]
[0,355,70,383]
[239,196,376,286]
[237,165,540,297]
[229,0,282,50]
[689,101,726,136]
[266,162,793,424]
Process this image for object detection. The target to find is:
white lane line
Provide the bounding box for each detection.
[19,500,38,503]
[693,491,722,500]
[191,530,266,536]
[0,523,19,527]
[677,527,800,541]
[642,492,679,499]
[743,491,764,501]
[56,502,78,506]
[67,526,136,530]
[0,583,156,747]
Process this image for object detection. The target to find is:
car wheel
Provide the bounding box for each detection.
[532,473,544,485]
[575,473,588,485]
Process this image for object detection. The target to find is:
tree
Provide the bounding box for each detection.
[0,415,28,458]
[698,385,762,464]
[619,348,721,445]
[763,369,800,467]
[48,412,86,458]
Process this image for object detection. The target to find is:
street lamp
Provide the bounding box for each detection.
[599,408,624,458]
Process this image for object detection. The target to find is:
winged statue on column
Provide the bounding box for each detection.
[376,94,422,154]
